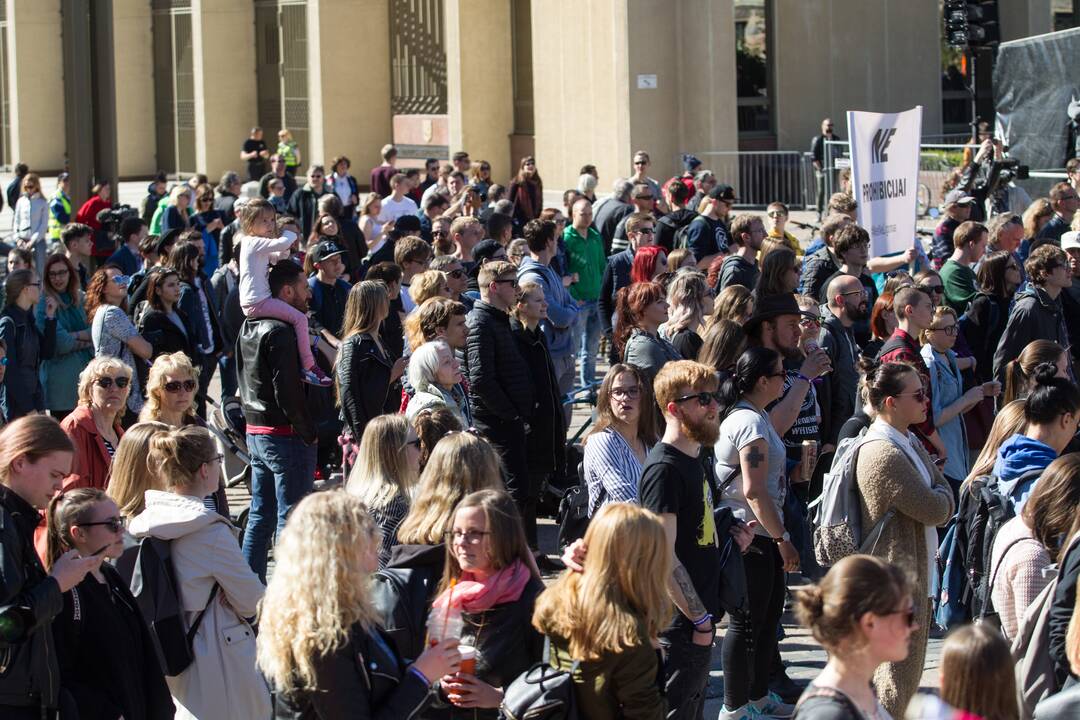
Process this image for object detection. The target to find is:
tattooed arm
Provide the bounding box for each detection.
[741,438,800,571]
[658,513,708,623]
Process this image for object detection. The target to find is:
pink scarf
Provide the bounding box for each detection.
[432,559,531,614]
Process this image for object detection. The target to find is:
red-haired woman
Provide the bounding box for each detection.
[614,281,681,384]
[630,245,668,284]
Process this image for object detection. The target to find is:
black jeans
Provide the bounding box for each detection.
[475,414,529,512]
[721,535,785,708]
[659,617,713,720]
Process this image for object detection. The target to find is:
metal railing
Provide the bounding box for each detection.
[679,151,814,210]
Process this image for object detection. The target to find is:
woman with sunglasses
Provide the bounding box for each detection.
[38,254,93,421]
[850,358,955,716]
[714,346,798,720]
[87,266,154,422]
[792,555,916,719]
[13,173,48,273]
[46,487,174,720]
[2,268,58,421]
[160,184,193,240]
[345,414,421,568]
[921,306,1001,495]
[914,269,945,307]
[137,268,194,360]
[190,183,224,277]
[129,425,269,719]
[60,357,130,492]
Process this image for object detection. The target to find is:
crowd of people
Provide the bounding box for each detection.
[1,128,1080,720]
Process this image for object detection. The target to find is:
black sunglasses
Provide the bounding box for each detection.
[163,380,198,393]
[95,376,130,390]
[917,284,944,294]
[674,391,722,407]
[446,268,465,279]
[77,517,123,533]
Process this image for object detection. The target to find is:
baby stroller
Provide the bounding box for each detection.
[205,396,252,530]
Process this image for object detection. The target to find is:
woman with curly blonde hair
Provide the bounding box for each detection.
[408,269,451,307]
[533,503,669,718]
[258,492,461,716]
[139,351,199,426]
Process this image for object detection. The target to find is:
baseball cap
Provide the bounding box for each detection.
[310,240,346,264]
[682,154,702,172]
[708,184,738,202]
[943,189,976,206]
[473,239,506,264]
[1062,231,1080,253]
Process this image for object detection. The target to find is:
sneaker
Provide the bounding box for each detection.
[717,704,756,720]
[302,365,333,387]
[768,668,803,704]
[749,691,796,718]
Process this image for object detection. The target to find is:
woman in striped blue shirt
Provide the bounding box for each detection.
[582,363,660,516]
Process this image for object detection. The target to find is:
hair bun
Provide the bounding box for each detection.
[794,585,825,625]
[856,355,880,379]
[1033,362,1060,386]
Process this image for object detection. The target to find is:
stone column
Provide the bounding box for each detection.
[307,0,392,175]
[6,0,65,171]
[113,0,155,177]
[191,0,257,180]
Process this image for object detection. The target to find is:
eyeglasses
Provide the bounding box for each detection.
[47,269,70,278]
[445,529,490,545]
[95,376,130,390]
[674,391,722,407]
[636,195,655,201]
[917,284,944,294]
[493,278,518,288]
[888,607,918,628]
[636,227,655,235]
[432,230,448,237]
[633,160,648,166]
[204,454,224,466]
[930,325,958,336]
[767,211,787,218]
[892,388,927,403]
[26,282,41,287]
[0,357,7,366]
[402,437,421,450]
[76,517,123,533]
[163,379,197,393]
[446,268,465,279]
[610,386,641,400]
[799,315,821,328]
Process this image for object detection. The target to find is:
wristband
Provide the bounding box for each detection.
[691,613,712,628]
[795,373,812,383]
[408,666,431,686]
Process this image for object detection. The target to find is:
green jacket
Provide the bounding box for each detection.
[37,292,93,412]
[564,225,606,302]
[547,631,665,720]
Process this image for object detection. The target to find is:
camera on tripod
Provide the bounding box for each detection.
[95,205,138,237]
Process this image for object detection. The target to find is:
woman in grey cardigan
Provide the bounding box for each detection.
[614,280,682,384]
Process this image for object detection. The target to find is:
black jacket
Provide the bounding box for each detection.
[424,577,545,720]
[993,286,1071,382]
[1050,536,1080,688]
[209,264,243,353]
[219,220,242,267]
[464,301,533,423]
[964,292,1011,385]
[818,314,859,446]
[236,316,316,443]
[286,187,325,240]
[0,304,56,418]
[800,246,840,300]
[178,274,223,357]
[271,623,434,720]
[54,565,174,720]
[0,485,63,711]
[599,249,633,334]
[213,192,238,226]
[510,318,565,476]
[654,208,698,253]
[138,308,194,360]
[1061,280,1080,369]
[336,332,394,440]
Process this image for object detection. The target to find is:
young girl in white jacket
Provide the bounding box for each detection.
[129,425,269,720]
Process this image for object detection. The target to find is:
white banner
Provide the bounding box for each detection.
[846,106,922,257]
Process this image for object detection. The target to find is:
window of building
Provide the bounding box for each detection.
[152,0,196,176]
[255,0,309,163]
[389,0,447,115]
[734,0,773,139]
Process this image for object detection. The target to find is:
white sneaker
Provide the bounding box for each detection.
[717,704,756,720]
[749,691,796,718]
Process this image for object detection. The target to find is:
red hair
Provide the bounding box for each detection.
[630,246,666,284]
[613,281,666,358]
[870,292,895,341]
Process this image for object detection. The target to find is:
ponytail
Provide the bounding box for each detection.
[147,426,218,490]
[1003,359,1025,406]
[45,488,108,570]
[716,346,781,421]
[1025,362,1080,426]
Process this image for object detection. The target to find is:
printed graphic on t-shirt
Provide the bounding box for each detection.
[698,477,717,547]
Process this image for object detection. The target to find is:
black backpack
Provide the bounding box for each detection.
[556,458,590,551]
[499,637,580,720]
[657,212,697,251]
[369,566,438,665]
[126,536,218,677]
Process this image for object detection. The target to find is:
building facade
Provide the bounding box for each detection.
[0,0,1060,191]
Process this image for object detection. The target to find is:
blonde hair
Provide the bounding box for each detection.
[533,503,670,659]
[168,184,191,205]
[963,399,1026,491]
[339,280,389,341]
[345,414,416,511]
[667,248,693,271]
[919,305,959,346]
[0,415,74,486]
[1068,590,1080,676]
[140,352,198,423]
[106,422,170,517]
[665,271,709,334]
[511,279,544,325]
[709,284,753,328]
[409,270,448,306]
[257,492,382,692]
[76,356,133,407]
[396,432,504,545]
[147,426,218,490]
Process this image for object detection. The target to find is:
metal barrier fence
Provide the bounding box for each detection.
[680,151,814,210]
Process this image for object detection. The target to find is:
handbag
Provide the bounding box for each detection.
[499,636,579,720]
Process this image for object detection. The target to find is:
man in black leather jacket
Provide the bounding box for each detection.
[236,259,317,582]
[464,261,534,519]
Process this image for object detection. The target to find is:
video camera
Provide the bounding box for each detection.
[95,205,138,237]
[0,604,32,649]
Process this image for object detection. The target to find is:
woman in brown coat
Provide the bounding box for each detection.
[853,359,955,717]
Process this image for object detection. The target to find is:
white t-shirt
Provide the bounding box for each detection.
[715,400,788,536]
[238,230,297,309]
[379,195,419,225]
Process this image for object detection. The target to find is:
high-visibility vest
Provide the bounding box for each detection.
[277,141,299,168]
[48,191,71,240]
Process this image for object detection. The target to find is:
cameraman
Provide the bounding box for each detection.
[0,415,102,718]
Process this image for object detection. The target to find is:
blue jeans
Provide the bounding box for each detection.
[573,300,602,388]
[219,354,238,398]
[242,433,317,582]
